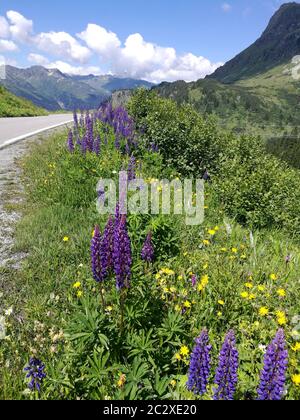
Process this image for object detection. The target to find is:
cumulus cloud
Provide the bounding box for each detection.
[0,16,10,38]
[6,10,33,42]
[28,53,49,66]
[46,60,102,76]
[2,9,222,82]
[35,31,91,63]
[78,24,121,58]
[0,39,18,53]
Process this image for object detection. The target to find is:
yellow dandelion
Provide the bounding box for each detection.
[232,248,238,254]
[73,282,81,289]
[270,273,278,281]
[63,236,69,242]
[259,307,269,317]
[291,343,300,352]
[277,289,286,298]
[245,283,253,289]
[218,300,225,306]
[208,229,216,236]
[180,346,189,357]
[292,374,300,386]
[184,301,192,309]
[241,292,249,299]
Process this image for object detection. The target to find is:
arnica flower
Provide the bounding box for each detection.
[113,214,132,290]
[24,357,46,392]
[141,232,154,263]
[91,225,104,283]
[213,330,239,401]
[257,329,288,400]
[187,329,212,396]
[67,130,74,153]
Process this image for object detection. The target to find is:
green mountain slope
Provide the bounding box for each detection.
[208,2,300,83]
[0,85,47,117]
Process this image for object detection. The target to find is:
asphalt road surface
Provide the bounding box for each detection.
[0,114,73,149]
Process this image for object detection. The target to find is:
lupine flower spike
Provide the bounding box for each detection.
[67,130,74,153]
[257,329,288,400]
[213,330,239,400]
[113,214,132,291]
[141,232,154,263]
[24,358,46,392]
[187,329,212,396]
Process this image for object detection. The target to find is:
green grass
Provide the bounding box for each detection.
[0,86,48,117]
[1,105,300,400]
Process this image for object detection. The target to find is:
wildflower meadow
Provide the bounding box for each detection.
[1,90,300,401]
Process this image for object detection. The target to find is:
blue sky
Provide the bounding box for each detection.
[0,0,292,82]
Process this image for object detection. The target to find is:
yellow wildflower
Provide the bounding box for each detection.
[208,229,216,236]
[292,374,300,386]
[201,275,209,288]
[276,311,287,326]
[232,248,238,254]
[241,292,249,299]
[178,275,183,281]
[180,346,189,357]
[73,282,81,289]
[245,283,253,289]
[214,226,220,231]
[175,353,181,361]
[270,274,278,281]
[203,263,209,270]
[203,240,210,246]
[63,236,69,242]
[170,287,177,293]
[248,294,256,300]
[106,306,113,312]
[291,343,300,352]
[184,301,192,309]
[258,285,266,292]
[217,312,223,317]
[175,305,181,312]
[259,307,269,317]
[117,374,126,388]
[77,291,83,298]
[218,300,225,306]
[170,380,177,388]
[221,247,227,252]
[277,289,286,298]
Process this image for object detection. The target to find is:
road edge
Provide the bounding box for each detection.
[0,119,73,151]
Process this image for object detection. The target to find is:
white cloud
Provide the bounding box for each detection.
[78,24,121,58]
[6,10,33,42]
[222,3,232,12]
[46,60,102,76]
[0,16,10,38]
[28,53,49,66]
[35,31,91,63]
[2,9,222,83]
[0,39,18,52]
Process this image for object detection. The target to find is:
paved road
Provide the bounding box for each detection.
[0,114,73,149]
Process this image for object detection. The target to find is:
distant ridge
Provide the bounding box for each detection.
[0,65,154,111]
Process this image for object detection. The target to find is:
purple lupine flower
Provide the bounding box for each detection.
[67,130,74,153]
[101,216,114,278]
[73,110,78,130]
[191,274,197,288]
[24,357,46,392]
[113,214,132,290]
[93,135,101,155]
[91,225,103,283]
[257,329,288,401]
[81,135,87,154]
[127,155,136,181]
[187,329,212,396]
[213,330,239,400]
[141,232,154,263]
[86,113,94,152]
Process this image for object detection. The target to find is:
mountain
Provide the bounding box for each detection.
[0,85,47,117]
[154,3,300,136]
[208,2,300,83]
[0,65,153,111]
